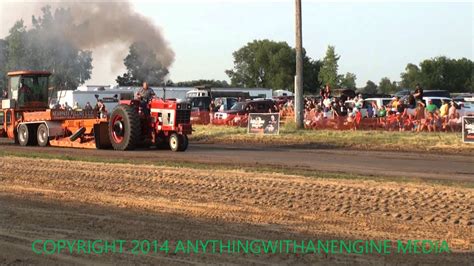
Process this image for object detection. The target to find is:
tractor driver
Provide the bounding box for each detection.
[136,81,155,116]
[18,79,32,105]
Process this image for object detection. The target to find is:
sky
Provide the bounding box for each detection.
[1,1,473,87]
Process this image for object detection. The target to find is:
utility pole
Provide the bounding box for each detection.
[294,0,304,128]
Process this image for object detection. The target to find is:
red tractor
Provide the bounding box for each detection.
[109,98,192,151]
[1,70,192,151]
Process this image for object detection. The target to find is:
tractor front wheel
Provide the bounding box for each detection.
[169,133,183,152]
[109,104,141,151]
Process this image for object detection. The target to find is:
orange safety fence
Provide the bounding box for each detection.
[205,108,464,132]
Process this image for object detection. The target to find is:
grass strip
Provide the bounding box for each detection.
[189,123,473,155]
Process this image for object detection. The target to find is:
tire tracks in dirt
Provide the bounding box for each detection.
[0,156,473,264]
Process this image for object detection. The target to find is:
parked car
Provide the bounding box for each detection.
[213,99,276,125]
[426,96,474,117]
[422,96,451,109]
[405,96,474,117]
[273,95,294,106]
[344,98,392,117]
[453,94,474,103]
[422,90,450,98]
[214,97,238,112]
[189,96,211,124]
[457,101,474,117]
[393,89,411,98]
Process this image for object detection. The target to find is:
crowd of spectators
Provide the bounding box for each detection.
[277,85,463,132]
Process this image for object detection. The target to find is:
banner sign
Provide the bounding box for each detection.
[101,97,119,103]
[462,116,474,143]
[51,110,98,120]
[247,113,280,135]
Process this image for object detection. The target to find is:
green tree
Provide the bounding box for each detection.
[400,63,421,89]
[340,72,357,89]
[378,77,397,94]
[419,57,473,92]
[225,39,321,92]
[303,57,322,93]
[4,20,28,72]
[0,39,7,96]
[226,39,294,90]
[361,80,378,94]
[400,57,473,92]
[1,7,93,90]
[117,42,169,86]
[318,45,342,89]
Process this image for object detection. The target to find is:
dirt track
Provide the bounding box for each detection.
[0,156,473,264]
[1,142,473,182]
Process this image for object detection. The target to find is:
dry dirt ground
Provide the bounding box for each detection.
[0,156,473,264]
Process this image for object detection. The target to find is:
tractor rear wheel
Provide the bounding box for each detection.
[169,133,183,152]
[18,124,37,146]
[109,104,141,151]
[37,124,49,147]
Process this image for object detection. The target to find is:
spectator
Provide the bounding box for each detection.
[448,101,457,118]
[390,97,400,112]
[95,99,107,119]
[354,108,362,130]
[386,111,398,131]
[369,101,378,118]
[414,101,425,132]
[331,100,345,128]
[426,112,436,132]
[425,99,438,114]
[84,102,93,110]
[439,100,449,118]
[346,112,354,127]
[404,115,415,131]
[73,101,81,111]
[397,100,406,114]
[433,112,442,132]
[413,84,424,102]
[378,105,387,118]
[209,100,216,123]
[407,94,416,109]
[367,103,374,118]
[438,99,449,129]
[320,84,331,99]
[322,96,332,114]
[448,113,461,132]
[395,112,404,131]
[355,94,364,109]
[64,102,72,111]
[307,107,324,129]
